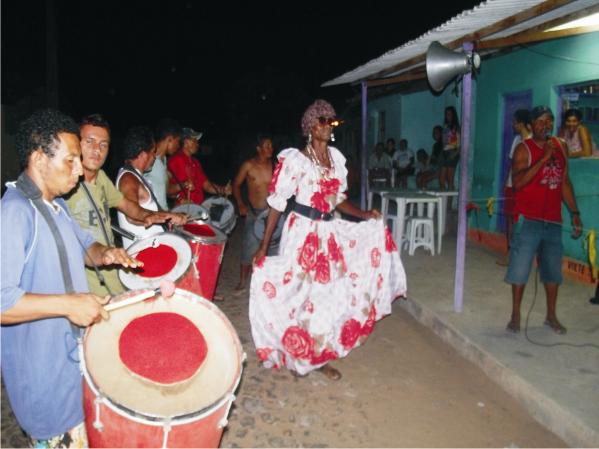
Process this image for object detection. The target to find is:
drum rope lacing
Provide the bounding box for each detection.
[161,418,172,448]
[93,396,104,431]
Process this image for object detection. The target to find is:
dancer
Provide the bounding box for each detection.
[249,99,407,380]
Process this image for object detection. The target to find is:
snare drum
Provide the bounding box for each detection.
[171,203,209,222]
[176,220,227,300]
[81,289,245,448]
[201,197,236,234]
[118,232,202,297]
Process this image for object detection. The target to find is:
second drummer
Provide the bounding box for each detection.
[232,135,274,294]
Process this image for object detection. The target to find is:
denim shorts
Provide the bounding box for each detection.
[505,217,563,285]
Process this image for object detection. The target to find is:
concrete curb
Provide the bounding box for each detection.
[398,297,599,448]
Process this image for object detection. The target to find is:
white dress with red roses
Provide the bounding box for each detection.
[249,147,407,375]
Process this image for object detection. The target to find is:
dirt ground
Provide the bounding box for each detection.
[1,223,566,448]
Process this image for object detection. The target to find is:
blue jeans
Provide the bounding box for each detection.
[505,217,563,285]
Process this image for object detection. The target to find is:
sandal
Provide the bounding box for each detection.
[506,320,520,333]
[544,319,567,335]
[318,365,342,381]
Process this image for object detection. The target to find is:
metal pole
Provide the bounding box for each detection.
[360,81,368,210]
[453,42,474,313]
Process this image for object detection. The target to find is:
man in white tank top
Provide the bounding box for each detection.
[116,126,186,247]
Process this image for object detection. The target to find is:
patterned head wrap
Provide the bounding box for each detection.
[301,99,336,136]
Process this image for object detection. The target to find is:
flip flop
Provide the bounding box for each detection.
[506,320,520,333]
[544,320,567,334]
[318,365,342,381]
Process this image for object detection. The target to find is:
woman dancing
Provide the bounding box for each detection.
[249,99,407,380]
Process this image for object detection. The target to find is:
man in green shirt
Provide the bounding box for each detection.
[65,114,186,296]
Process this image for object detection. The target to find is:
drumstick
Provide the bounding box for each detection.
[105,280,176,312]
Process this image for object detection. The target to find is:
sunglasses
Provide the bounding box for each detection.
[317,116,343,127]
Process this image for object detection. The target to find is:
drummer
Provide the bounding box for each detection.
[1,109,141,447]
[167,127,232,207]
[66,114,186,296]
[116,126,187,248]
[232,134,274,293]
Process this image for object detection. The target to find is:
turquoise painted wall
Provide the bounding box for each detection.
[363,32,599,263]
[472,32,599,262]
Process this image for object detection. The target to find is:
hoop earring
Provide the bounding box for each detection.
[308,133,312,144]
[330,132,335,142]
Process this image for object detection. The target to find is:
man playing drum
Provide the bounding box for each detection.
[1,109,141,448]
[232,134,274,293]
[66,114,186,296]
[116,126,187,248]
[167,127,232,206]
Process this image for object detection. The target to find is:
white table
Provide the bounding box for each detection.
[382,191,443,254]
[421,189,458,235]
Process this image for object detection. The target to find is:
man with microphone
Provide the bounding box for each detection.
[505,106,582,334]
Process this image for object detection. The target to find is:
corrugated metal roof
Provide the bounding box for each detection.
[322,0,597,86]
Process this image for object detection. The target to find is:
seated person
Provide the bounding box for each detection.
[368,142,392,186]
[167,127,232,206]
[392,138,415,189]
[415,149,439,189]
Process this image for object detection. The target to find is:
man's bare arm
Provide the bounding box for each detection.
[233,161,251,216]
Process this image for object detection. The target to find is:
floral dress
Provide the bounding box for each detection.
[249,147,407,375]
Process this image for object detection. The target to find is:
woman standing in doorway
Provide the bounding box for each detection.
[440,106,460,191]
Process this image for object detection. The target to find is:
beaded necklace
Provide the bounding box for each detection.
[305,143,335,181]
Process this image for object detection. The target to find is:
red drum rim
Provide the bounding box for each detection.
[176,220,227,245]
[118,233,192,290]
[80,289,245,423]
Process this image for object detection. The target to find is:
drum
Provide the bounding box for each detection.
[176,220,227,300]
[253,209,285,250]
[171,203,209,222]
[118,232,202,297]
[201,197,236,234]
[81,289,245,448]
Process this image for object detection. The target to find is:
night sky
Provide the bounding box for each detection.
[2,0,480,176]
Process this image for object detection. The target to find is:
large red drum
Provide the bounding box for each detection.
[119,232,203,297]
[80,289,245,448]
[176,220,227,300]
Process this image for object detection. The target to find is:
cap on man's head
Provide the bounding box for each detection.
[531,106,554,121]
[181,127,203,141]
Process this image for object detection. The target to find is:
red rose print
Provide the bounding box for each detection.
[328,233,341,262]
[262,281,277,299]
[268,158,285,193]
[349,240,356,249]
[385,227,398,252]
[371,247,381,268]
[361,305,377,337]
[281,326,314,360]
[298,232,319,272]
[310,348,339,365]
[310,191,330,213]
[318,178,341,196]
[340,319,362,350]
[256,348,273,362]
[302,298,314,313]
[349,272,358,281]
[377,273,383,290]
[288,213,296,229]
[314,252,331,284]
[283,270,293,284]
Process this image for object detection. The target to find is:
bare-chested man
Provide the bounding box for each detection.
[232,135,274,292]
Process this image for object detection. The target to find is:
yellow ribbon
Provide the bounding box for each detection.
[486,197,495,217]
[588,230,597,280]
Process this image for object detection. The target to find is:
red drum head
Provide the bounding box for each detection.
[82,289,244,418]
[119,233,192,290]
[177,221,227,245]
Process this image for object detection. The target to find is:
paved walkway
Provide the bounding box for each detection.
[3,218,593,447]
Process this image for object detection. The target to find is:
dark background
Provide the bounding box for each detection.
[2,0,480,180]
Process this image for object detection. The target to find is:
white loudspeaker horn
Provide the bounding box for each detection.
[426,41,481,92]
